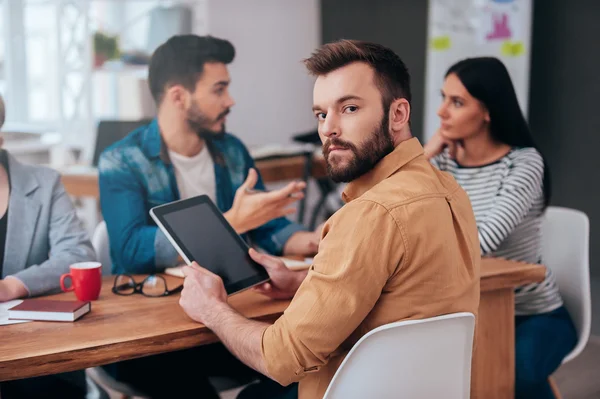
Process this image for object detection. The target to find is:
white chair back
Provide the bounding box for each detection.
[541,206,591,363]
[323,312,475,399]
[91,221,112,276]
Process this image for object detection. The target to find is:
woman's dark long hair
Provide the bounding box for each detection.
[446,57,551,208]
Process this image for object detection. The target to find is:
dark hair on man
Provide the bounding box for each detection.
[148,35,235,104]
[304,40,412,110]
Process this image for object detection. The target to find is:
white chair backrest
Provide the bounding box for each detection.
[92,221,112,276]
[541,206,591,363]
[323,312,475,399]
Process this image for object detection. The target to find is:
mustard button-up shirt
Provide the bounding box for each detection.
[261,138,481,398]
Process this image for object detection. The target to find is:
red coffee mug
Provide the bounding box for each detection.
[60,262,102,301]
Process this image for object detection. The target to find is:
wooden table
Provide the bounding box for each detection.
[472,258,546,399]
[61,170,100,199]
[0,258,545,399]
[60,155,328,199]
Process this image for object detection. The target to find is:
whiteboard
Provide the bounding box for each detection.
[423,0,532,141]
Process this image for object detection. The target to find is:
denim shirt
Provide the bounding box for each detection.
[98,119,305,274]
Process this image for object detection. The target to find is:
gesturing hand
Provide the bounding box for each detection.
[225,168,306,234]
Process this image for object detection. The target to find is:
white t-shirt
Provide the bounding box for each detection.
[168,146,216,202]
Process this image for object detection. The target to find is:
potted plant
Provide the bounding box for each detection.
[93,31,120,68]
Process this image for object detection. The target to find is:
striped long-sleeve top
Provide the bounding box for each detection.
[432,147,563,315]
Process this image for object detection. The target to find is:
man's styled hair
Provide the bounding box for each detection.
[304,40,412,110]
[148,35,235,104]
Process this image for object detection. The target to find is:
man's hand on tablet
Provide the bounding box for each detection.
[179,262,228,325]
[179,248,309,325]
[224,168,305,234]
[249,248,307,300]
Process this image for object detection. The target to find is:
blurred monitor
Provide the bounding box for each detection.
[92,119,152,166]
[293,129,320,145]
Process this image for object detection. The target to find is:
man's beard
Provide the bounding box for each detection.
[322,113,394,183]
[186,101,230,141]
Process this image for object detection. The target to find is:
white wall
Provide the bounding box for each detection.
[207,0,320,148]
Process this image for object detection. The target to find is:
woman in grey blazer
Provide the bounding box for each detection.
[0,95,95,398]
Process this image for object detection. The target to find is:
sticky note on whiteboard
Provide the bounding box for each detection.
[501,40,525,57]
[431,36,452,51]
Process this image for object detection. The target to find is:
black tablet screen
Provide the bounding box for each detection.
[157,197,268,292]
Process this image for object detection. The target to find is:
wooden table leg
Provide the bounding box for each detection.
[472,288,515,399]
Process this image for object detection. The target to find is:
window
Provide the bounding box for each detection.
[0,0,205,135]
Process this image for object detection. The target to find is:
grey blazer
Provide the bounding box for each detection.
[2,151,96,296]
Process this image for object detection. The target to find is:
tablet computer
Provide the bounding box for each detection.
[149,195,269,295]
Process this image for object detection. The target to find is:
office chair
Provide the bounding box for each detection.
[541,207,591,398]
[92,120,152,166]
[323,313,475,399]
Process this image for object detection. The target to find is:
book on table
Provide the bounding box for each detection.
[8,299,91,322]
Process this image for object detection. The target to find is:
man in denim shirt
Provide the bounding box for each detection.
[97,35,319,398]
[99,35,319,276]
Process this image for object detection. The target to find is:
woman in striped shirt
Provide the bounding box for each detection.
[425,57,577,399]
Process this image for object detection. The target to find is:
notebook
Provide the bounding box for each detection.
[280,257,314,271]
[0,300,32,326]
[8,299,91,322]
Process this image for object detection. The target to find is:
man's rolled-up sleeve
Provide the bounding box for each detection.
[260,200,406,385]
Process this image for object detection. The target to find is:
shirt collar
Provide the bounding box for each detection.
[140,119,172,164]
[342,137,424,203]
